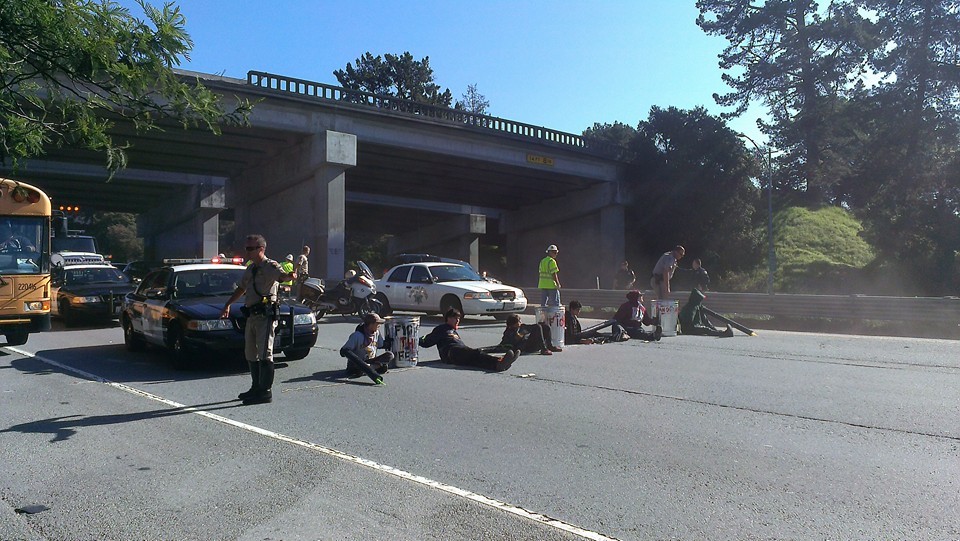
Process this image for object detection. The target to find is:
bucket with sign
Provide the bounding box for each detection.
[654,300,679,337]
[385,315,420,367]
[535,305,565,349]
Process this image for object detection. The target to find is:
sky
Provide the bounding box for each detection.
[120,0,765,141]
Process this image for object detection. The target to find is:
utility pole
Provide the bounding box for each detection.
[737,133,776,295]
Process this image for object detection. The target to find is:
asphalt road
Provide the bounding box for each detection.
[1,314,958,540]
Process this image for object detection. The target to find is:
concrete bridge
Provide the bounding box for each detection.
[2,70,626,287]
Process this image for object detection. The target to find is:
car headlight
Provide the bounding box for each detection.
[72,296,102,304]
[186,319,234,331]
[293,312,316,325]
[515,290,526,299]
[24,301,49,311]
[463,291,492,300]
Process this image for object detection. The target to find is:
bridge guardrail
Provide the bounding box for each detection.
[246,71,620,158]
[519,288,960,324]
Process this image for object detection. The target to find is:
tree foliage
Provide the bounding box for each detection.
[455,83,489,115]
[601,107,764,282]
[0,0,253,175]
[697,0,876,203]
[334,52,453,107]
[698,0,960,294]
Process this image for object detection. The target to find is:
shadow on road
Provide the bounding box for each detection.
[0,399,242,443]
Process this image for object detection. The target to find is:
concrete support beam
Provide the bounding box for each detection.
[139,183,225,259]
[229,130,356,281]
[388,214,486,269]
[501,184,625,289]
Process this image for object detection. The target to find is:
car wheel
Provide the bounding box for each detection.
[4,329,28,346]
[122,315,145,352]
[375,293,393,316]
[440,295,463,316]
[168,326,192,370]
[283,347,311,361]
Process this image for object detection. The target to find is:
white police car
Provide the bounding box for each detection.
[374,262,526,318]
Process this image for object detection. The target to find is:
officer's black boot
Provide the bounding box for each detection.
[238,361,260,400]
[243,360,274,405]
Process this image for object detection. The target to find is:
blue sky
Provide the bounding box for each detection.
[125,0,764,140]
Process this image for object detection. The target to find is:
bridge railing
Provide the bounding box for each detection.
[519,288,960,324]
[247,71,619,158]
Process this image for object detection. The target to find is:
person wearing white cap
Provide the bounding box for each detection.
[538,244,561,306]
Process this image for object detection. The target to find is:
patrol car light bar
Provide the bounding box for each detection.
[162,257,245,265]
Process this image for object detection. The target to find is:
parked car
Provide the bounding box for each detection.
[121,262,318,368]
[375,262,526,318]
[51,264,136,326]
[121,260,165,284]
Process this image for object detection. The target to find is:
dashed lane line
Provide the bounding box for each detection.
[6,346,620,541]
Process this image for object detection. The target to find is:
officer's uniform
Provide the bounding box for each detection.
[237,258,285,403]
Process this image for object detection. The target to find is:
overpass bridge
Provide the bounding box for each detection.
[1,70,626,286]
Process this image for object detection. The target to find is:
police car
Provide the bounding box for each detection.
[51,263,135,326]
[120,259,318,368]
[374,262,526,318]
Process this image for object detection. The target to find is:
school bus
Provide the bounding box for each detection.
[0,178,52,345]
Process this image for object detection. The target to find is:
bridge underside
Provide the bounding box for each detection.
[3,86,625,288]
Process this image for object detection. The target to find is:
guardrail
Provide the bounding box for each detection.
[246,71,619,158]
[520,288,960,324]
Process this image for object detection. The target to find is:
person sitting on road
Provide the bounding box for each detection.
[679,289,733,337]
[419,308,518,372]
[498,314,560,355]
[565,300,628,344]
[340,313,395,378]
[613,290,662,341]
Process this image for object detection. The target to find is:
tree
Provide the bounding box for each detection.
[334,52,453,107]
[455,83,490,115]
[0,0,253,175]
[582,121,638,161]
[697,0,875,203]
[628,106,764,280]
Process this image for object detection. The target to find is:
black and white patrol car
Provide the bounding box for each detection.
[121,261,318,369]
[51,264,136,326]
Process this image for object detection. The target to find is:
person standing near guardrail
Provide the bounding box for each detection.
[613,260,636,290]
[650,245,685,299]
[539,244,561,306]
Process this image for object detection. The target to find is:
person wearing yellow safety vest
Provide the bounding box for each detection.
[280,254,295,298]
[538,244,561,306]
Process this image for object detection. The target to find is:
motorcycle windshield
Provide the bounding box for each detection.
[357,261,374,280]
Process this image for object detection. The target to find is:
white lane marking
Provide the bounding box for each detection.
[7,346,619,541]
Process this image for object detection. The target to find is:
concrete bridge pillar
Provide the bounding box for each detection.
[502,183,625,289]
[228,130,356,281]
[387,214,486,269]
[140,182,225,260]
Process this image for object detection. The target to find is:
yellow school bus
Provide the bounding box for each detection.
[0,178,52,345]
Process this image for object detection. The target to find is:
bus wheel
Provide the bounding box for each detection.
[4,329,28,346]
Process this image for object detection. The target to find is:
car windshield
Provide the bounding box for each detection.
[65,267,129,285]
[430,264,484,283]
[174,268,244,298]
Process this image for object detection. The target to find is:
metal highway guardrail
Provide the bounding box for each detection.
[520,288,960,324]
[246,71,620,158]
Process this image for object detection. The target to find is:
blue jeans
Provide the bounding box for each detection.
[541,288,560,306]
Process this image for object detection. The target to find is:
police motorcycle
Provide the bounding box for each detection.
[298,260,382,319]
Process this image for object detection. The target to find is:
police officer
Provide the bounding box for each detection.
[221,234,296,405]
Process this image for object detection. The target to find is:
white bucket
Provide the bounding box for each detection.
[654,300,679,337]
[535,305,565,349]
[385,316,420,367]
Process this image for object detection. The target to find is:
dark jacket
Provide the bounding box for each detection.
[614,300,657,328]
[679,289,714,333]
[419,323,466,359]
